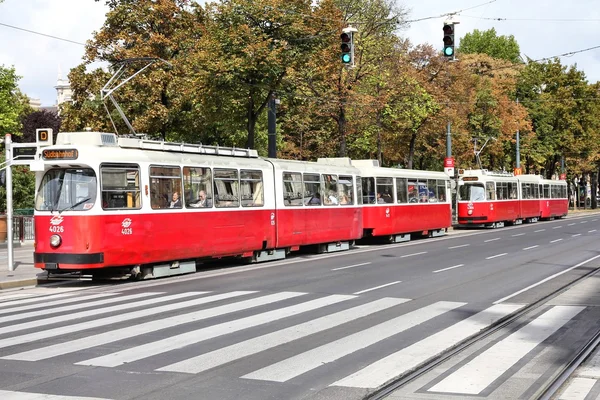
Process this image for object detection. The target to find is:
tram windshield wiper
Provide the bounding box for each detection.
[58,198,91,214]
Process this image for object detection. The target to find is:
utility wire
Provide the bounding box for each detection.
[462,15,600,22]
[0,21,86,46]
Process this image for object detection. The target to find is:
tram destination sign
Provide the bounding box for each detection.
[42,149,79,160]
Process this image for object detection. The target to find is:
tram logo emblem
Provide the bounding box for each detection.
[467,202,474,210]
[50,215,64,226]
[121,218,132,228]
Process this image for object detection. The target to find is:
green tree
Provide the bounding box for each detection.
[458,28,522,64]
[0,65,30,137]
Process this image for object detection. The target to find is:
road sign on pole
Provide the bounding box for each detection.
[444,157,455,176]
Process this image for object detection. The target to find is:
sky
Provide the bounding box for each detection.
[0,0,599,107]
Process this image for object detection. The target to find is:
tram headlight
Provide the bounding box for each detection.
[467,209,473,215]
[49,234,62,248]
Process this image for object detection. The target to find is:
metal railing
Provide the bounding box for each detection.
[11,215,34,241]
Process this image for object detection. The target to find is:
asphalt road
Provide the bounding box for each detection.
[0,212,599,400]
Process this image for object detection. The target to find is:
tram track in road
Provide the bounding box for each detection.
[366,254,600,400]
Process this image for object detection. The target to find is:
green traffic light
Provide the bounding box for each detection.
[342,53,352,63]
[444,47,454,57]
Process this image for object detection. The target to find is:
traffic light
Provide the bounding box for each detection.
[443,23,455,58]
[341,32,353,65]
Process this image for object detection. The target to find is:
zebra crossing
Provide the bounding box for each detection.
[0,289,588,399]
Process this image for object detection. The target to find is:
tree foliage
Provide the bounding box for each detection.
[458,28,522,64]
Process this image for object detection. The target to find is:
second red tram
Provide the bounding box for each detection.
[457,169,568,227]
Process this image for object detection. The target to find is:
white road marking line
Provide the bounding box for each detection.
[0,292,161,328]
[158,297,410,374]
[494,254,600,304]
[332,262,371,271]
[0,292,117,315]
[486,253,507,260]
[535,229,546,232]
[558,377,597,400]
[448,244,470,249]
[511,233,526,237]
[244,301,466,383]
[430,306,585,395]
[550,239,563,243]
[0,390,111,399]
[589,229,597,233]
[553,226,563,229]
[568,223,576,226]
[572,234,582,237]
[484,238,501,242]
[76,294,353,368]
[592,219,598,222]
[0,291,256,356]
[433,264,465,273]
[523,245,539,250]
[353,281,401,295]
[331,304,523,388]
[400,251,427,258]
[580,221,588,224]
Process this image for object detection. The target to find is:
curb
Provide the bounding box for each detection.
[0,242,23,249]
[0,277,39,290]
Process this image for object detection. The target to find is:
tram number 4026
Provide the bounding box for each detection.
[121,228,133,235]
[49,226,64,233]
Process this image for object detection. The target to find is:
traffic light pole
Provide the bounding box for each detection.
[4,134,14,272]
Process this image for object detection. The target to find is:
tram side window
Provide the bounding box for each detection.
[362,177,375,204]
[508,182,518,199]
[437,180,446,202]
[150,166,182,209]
[322,174,339,205]
[214,169,240,208]
[183,167,212,208]
[101,165,141,210]
[241,170,264,207]
[356,176,363,205]
[561,185,567,198]
[304,173,322,205]
[283,172,303,206]
[396,178,408,204]
[486,182,496,200]
[426,179,439,202]
[408,181,419,203]
[376,177,394,203]
[533,183,539,199]
[543,184,550,199]
[496,182,508,200]
[338,175,354,205]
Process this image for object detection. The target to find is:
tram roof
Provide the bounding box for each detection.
[317,158,449,179]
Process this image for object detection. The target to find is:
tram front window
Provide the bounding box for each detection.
[459,183,486,201]
[35,168,97,212]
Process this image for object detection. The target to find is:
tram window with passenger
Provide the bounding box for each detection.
[459,182,485,201]
[323,174,339,205]
[36,168,98,212]
[150,165,182,209]
[362,177,375,204]
[396,178,408,204]
[183,167,212,208]
[376,177,394,203]
[304,173,322,206]
[486,182,496,200]
[338,175,354,205]
[100,164,141,210]
[283,172,303,206]
[240,170,264,207]
[214,169,240,208]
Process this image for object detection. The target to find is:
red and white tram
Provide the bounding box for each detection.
[325,159,452,242]
[457,169,568,227]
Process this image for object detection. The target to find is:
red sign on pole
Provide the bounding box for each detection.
[560,173,566,180]
[444,157,455,168]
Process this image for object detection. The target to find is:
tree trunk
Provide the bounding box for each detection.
[376,110,382,166]
[246,95,256,149]
[407,132,416,169]
[338,106,347,157]
[592,171,598,209]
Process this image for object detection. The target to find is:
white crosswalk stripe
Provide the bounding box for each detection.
[0,291,255,353]
[0,292,117,316]
[158,297,410,374]
[242,301,466,382]
[331,303,524,388]
[76,293,353,367]
[428,305,585,395]
[0,292,163,329]
[0,390,112,400]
